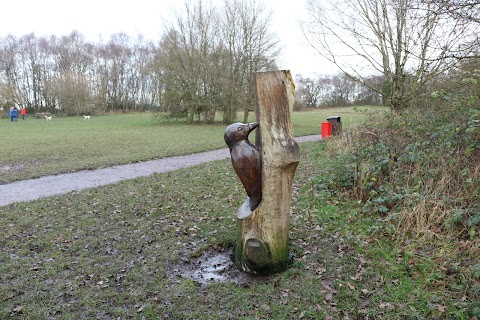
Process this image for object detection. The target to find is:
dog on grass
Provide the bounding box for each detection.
[83,115,90,120]
[45,116,52,120]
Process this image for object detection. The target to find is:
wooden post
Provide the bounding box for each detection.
[234,70,300,275]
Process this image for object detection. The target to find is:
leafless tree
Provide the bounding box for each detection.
[45,70,90,115]
[157,0,281,123]
[0,32,160,115]
[295,73,383,107]
[302,0,479,112]
[0,0,282,120]
[431,0,480,24]
[295,75,324,107]
[159,0,223,123]
[0,35,25,107]
[328,73,358,106]
[130,36,159,111]
[353,75,383,105]
[221,0,280,122]
[48,31,95,112]
[104,33,132,112]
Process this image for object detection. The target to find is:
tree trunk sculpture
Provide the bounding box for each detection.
[225,70,300,275]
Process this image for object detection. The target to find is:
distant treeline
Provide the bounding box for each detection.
[0,1,282,123]
[294,73,384,109]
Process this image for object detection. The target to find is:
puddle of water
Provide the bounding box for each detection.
[196,253,230,282]
[169,248,266,286]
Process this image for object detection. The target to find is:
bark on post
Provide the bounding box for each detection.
[234,70,299,275]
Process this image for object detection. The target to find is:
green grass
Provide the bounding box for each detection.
[1,113,226,183]
[2,140,476,319]
[291,105,385,136]
[0,107,384,183]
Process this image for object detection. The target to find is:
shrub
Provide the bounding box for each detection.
[318,103,479,240]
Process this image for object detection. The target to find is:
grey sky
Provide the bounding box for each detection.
[0,0,338,76]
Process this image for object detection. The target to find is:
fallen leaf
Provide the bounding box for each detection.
[346,282,355,290]
[316,267,326,275]
[12,306,24,313]
[379,302,394,309]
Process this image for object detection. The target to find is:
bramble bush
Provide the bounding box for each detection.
[319,104,479,239]
[307,100,479,315]
[304,62,480,316]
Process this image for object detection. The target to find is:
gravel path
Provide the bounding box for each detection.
[0,135,321,206]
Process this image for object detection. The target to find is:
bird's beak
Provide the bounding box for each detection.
[248,122,258,131]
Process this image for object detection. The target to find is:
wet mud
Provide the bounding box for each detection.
[167,248,268,286]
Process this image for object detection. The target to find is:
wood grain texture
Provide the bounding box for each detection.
[234,70,300,275]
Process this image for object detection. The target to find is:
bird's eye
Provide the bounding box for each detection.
[237,126,243,131]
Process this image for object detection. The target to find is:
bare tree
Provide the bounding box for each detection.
[45,70,90,115]
[295,75,324,107]
[0,35,25,107]
[432,0,480,24]
[353,75,383,105]
[37,36,57,111]
[328,73,357,106]
[130,36,159,111]
[302,0,479,112]
[49,32,95,112]
[104,33,132,112]
[295,73,383,107]
[0,1,282,120]
[159,0,224,123]
[220,0,281,122]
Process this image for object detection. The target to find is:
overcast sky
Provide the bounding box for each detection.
[0,0,338,77]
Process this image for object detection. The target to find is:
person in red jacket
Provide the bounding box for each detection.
[21,107,27,119]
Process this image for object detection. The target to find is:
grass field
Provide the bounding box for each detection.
[2,141,475,319]
[1,106,477,318]
[0,107,385,183]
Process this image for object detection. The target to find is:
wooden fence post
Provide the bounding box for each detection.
[233,70,300,275]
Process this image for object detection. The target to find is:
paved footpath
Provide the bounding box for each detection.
[0,135,321,207]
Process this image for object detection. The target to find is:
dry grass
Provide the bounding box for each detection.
[320,107,479,244]
[398,151,480,240]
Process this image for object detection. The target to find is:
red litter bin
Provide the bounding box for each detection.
[321,122,332,139]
